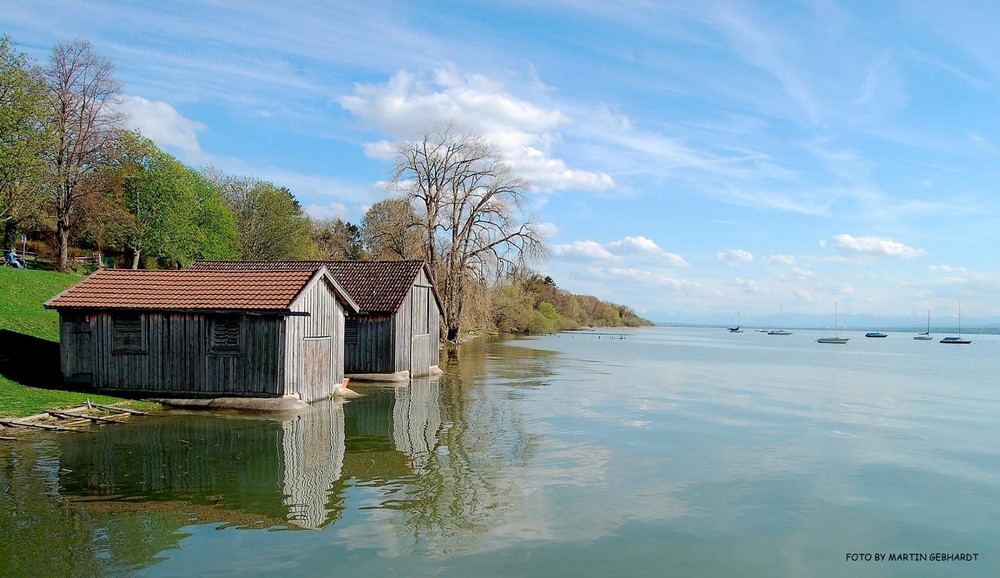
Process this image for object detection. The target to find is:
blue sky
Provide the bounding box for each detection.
[6,0,1000,326]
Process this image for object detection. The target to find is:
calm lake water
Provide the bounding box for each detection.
[3,326,999,577]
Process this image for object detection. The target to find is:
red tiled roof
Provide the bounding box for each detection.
[190,260,438,313]
[45,269,320,312]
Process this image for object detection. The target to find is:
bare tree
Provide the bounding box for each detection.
[389,124,545,341]
[360,198,423,260]
[44,39,124,270]
[311,217,365,260]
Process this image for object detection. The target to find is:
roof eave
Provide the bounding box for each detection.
[45,305,304,316]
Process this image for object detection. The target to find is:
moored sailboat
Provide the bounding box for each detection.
[914,310,932,340]
[817,302,849,344]
[940,304,971,344]
[728,310,743,333]
[865,312,887,338]
[767,304,792,335]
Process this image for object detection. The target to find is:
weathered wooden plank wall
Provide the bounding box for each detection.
[60,314,93,382]
[285,276,345,402]
[60,312,285,397]
[344,315,394,374]
[418,268,441,369]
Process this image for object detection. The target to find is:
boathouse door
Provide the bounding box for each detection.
[301,336,333,402]
[409,285,432,377]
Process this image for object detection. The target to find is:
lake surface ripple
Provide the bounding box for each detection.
[2,327,998,576]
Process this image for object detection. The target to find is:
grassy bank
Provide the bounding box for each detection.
[0,268,144,418]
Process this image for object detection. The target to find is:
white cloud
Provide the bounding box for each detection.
[716,248,754,264]
[765,254,796,265]
[597,102,632,130]
[732,277,760,293]
[552,236,687,267]
[607,236,662,254]
[339,68,615,193]
[535,221,560,237]
[552,241,616,261]
[603,267,704,291]
[929,264,967,273]
[120,95,206,163]
[830,234,925,258]
[304,201,350,220]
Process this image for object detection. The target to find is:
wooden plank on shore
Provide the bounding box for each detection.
[1,436,16,441]
[0,419,81,432]
[47,410,122,424]
[86,401,149,415]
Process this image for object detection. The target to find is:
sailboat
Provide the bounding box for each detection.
[817,302,849,344]
[768,304,792,335]
[865,312,887,338]
[940,304,971,344]
[913,310,932,340]
[728,310,743,333]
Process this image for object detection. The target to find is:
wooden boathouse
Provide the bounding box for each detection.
[44,267,359,403]
[191,260,444,381]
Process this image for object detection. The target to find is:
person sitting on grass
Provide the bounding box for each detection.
[5,248,25,269]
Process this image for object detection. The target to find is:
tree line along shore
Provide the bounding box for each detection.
[1,35,651,348]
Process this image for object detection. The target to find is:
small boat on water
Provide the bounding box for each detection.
[817,302,849,344]
[914,310,932,340]
[940,304,971,344]
[768,305,792,335]
[728,310,743,333]
[866,312,887,337]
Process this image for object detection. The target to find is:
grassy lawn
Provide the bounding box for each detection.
[0,267,151,418]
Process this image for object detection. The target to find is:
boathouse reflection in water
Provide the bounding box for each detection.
[55,378,444,531]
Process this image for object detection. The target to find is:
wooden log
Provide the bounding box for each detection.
[1,436,16,441]
[47,410,122,424]
[86,401,149,415]
[0,419,81,432]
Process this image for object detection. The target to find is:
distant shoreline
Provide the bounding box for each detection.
[653,322,1000,335]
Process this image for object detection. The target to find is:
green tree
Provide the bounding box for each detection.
[219,175,314,260]
[102,131,198,268]
[190,171,238,262]
[86,132,237,268]
[0,35,50,249]
[529,301,561,334]
[43,39,124,270]
[491,285,535,333]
